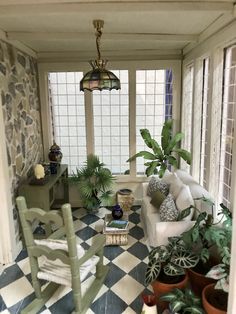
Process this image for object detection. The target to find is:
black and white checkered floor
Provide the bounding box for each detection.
[0,206,152,314]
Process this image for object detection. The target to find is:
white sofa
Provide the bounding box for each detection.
[140,170,213,247]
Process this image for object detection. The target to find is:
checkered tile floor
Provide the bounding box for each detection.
[0,206,152,314]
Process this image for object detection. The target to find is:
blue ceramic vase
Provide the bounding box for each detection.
[112,204,123,220]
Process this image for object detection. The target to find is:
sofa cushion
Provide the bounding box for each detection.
[160,193,178,221]
[150,189,166,209]
[147,176,169,197]
[175,184,194,221]
[162,172,184,199]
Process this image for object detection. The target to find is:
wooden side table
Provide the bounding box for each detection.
[103,213,129,246]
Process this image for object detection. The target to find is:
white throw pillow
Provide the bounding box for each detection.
[167,173,184,199]
[176,185,194,221]
[159,193,179,222]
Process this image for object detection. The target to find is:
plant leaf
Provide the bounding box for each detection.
[145,161,159,177]
[164,262,185,276]
[127,151,157,162]
[177,206,192,221]
[166,133,184,154]
[171,300,186,312]
[145,259,161,285]
[206,264,227,280]
[200,248,210,263]
[149,246,170,262]
[174,148,191,165]
[215,277,229,293]
[167,155,178,168]
[140,129,153,149]
[158,163,167,178]
[172,251,199,269]
[161,119,173,153]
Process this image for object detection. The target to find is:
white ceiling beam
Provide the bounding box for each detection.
[7,32,198,43]
[37,49,182,61]
[0,2,233,16]
[0,0,233,4]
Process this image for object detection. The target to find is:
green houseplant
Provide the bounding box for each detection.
[160,287,204,314]
[70,154,114,212]
[127,119,191,177]
[202,204,232,313]
[145,237,199,311]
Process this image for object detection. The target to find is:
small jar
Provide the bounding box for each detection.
[112,204,123,220]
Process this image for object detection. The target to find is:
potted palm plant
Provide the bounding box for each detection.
[145,237,199,311]
[127,119,191,177]
[160,287,204,314]
[70,154,114,213]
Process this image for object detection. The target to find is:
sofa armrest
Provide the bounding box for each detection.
[155,221,195,246]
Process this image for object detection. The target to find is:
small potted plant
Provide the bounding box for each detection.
[160,287,204,314]
[145,237,199,311]
[127,119,191,177]
[202,204,232,314]
[70,154,114,213]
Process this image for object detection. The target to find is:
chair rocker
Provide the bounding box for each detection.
[16,196,109,314]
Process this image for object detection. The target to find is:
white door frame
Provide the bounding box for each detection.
[0,100,18,265]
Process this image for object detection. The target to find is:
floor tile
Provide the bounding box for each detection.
[45,285,71,308]
[90,290,127,314]
[104,263,126,288]
[112,251,140,273]
[15,249,28,262]
[0,264,24,289]
[17,257,31,275]
[0,277,34,308]
[122,307,136,314]
[0,310,10,314]
[103,245,124,261]
[72,208,87,219]
[111,274,144,305]
[73,220,87,232]
[48,290,74,314]
[76,226,98,241]
[129,225,144,240]
[128,261,147,285]
[127,242,149,260]
[80,214,100,225]
[0,295,6,312]
[129,212,141,224]
[122,235,138,250]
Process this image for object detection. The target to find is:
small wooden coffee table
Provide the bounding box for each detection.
[103,213,129,246]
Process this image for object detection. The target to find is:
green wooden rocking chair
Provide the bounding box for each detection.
[16,196,109,314]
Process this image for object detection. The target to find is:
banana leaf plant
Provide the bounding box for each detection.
[127,120,191,177]
[160,288,204,314]
[145,237,199,286]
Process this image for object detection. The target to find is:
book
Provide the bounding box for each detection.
[106,219,129,230]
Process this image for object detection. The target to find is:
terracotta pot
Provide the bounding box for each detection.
[187,267,216,297]
[151,273,188,311]
[202,284,227,314]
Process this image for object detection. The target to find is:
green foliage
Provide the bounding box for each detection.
[127,119,191,177]
[70,154,114,211]
[160,288,204,314]
[145,237,199,286]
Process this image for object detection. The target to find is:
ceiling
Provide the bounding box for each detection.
[0,0,235,61]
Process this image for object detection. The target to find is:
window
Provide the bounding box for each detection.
[93,70,129,175]
[199,58,210,187]
[48,72,87,174]
[181,64,194,172]
[218,46,236,208]
[136,69,173,174]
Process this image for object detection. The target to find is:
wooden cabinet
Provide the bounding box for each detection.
[18,164,69,211]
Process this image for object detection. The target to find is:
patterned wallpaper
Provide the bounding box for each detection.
[0,40,43,244]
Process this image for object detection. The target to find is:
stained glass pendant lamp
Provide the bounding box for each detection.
[80,20,121,92]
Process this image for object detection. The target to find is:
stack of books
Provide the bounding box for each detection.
[106,219,129,231]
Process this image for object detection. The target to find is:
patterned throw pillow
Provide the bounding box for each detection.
[147,176,169,197]
[159,193,179,221]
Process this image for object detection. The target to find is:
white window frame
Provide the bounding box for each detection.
[38,60,181,182]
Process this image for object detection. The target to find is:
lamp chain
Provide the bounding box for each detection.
[95,25,102,60]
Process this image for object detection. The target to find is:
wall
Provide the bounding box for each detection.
[0,40,43,250]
